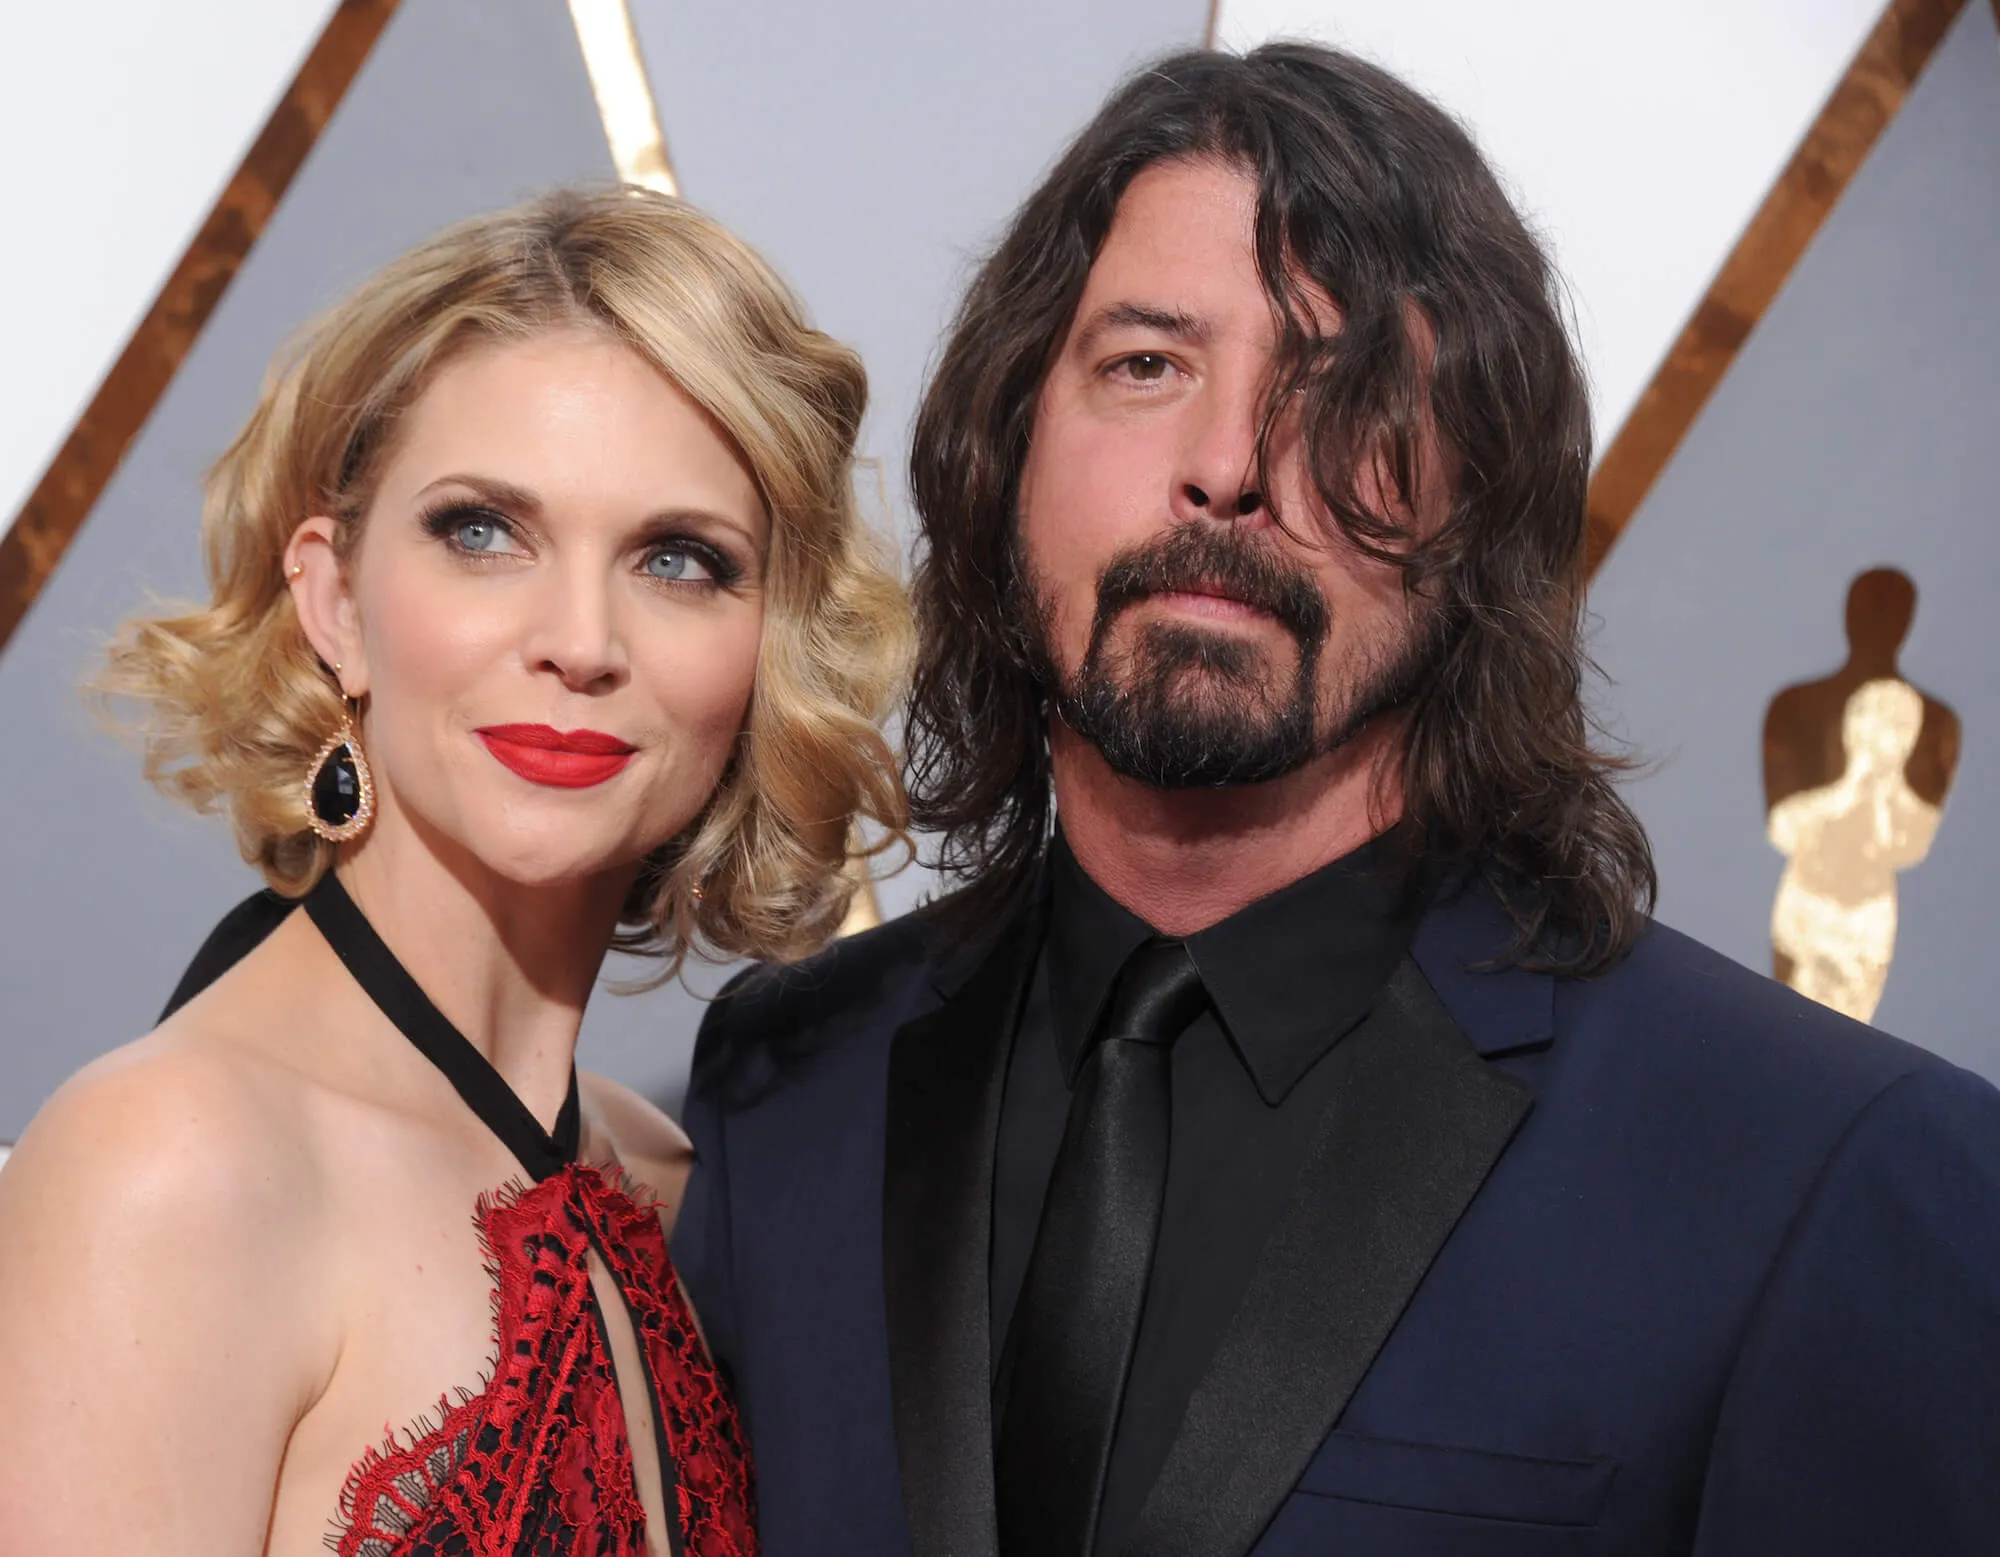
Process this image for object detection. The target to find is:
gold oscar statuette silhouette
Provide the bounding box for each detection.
[1762,569,1959,1022]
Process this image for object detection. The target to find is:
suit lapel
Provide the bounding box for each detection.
[884,900,1045,1557]
[1121,957,1534,1557]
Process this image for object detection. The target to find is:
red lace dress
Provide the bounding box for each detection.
[300,875,756,1557]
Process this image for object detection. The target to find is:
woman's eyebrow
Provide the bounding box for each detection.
[634,507,767,556]
[635,506,748,535]
[412,472,544,513]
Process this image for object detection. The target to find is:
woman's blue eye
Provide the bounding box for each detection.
[647,547,714,583]
[455,517,508,552]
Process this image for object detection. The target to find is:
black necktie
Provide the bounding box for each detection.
[995,937,1208,1557]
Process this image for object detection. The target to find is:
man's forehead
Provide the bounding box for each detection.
[1072,160,1341,341]
[1088,160,1256,281]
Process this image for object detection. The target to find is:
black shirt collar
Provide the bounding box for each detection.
[1046,827,1424,1106]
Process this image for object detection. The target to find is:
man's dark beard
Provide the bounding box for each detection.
[1025,524,1435,789]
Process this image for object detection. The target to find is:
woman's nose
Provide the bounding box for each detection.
[524,571,629,694]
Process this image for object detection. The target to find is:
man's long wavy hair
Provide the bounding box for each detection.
[907,43,1655,974]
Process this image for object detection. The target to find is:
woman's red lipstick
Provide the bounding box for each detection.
[476,724,636,788]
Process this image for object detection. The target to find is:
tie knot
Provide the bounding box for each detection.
[1099,938,1207,1050]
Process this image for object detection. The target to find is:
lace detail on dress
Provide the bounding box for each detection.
[332,1165,755,1557]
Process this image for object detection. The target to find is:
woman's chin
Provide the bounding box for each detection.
[458,837,655,898]
[385,797,683,899]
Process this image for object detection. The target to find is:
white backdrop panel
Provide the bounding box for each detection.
[1214,0,1883,445]
[0,0,339,539]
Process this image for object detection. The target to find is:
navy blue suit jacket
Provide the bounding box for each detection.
[674,880,2000,1554]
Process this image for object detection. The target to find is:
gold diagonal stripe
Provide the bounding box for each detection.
[1585,0,1969,575]
[0,0,401,657]
[569,0,679,195]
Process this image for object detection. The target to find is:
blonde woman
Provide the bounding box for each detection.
[0,187,908,1556]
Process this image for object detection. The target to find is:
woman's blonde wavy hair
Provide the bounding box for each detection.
[101,185,911,971]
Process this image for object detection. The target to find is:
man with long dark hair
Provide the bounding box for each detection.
[677,43,2000,1556]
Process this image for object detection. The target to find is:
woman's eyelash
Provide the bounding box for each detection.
[646,536,744,589]
[417,500,745,588]
[419,500,520,556]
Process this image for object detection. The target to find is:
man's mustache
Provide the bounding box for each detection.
[1091,524,1330,647]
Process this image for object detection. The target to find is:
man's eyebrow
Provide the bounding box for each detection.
[1072,302,1212,354]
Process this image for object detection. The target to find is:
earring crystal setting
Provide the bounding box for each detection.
[305,708,374,843]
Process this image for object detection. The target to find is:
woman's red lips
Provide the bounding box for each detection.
[476,724,636,788]
[480,724,634,755]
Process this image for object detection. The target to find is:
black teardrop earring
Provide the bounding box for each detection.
[306,699,375,843]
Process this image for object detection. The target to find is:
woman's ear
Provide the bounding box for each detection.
[284,518,367,698]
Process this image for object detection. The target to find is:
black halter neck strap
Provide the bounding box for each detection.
[303,871,581,1181]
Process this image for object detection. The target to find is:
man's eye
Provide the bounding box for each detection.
[1120,354,1172,383]
[646,547,715,583]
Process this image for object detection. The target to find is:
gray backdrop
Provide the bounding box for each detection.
[0,0,1207,1137]
[1589,0,2000,1079]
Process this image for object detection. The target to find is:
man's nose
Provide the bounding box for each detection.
[524,566,630,695]
[1171,372,1268,526]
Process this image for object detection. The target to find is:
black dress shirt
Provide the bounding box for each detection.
[991,828,1424,1554]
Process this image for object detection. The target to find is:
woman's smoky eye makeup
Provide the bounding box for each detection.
[633,519,747,589]
[416,498,748,591]
[422,501,522,556]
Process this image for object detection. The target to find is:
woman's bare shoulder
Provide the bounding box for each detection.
[578,1071,694,1228]
[0,1026,341,1544]
[0,898,354,1280]
[0,1024,324,1255]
